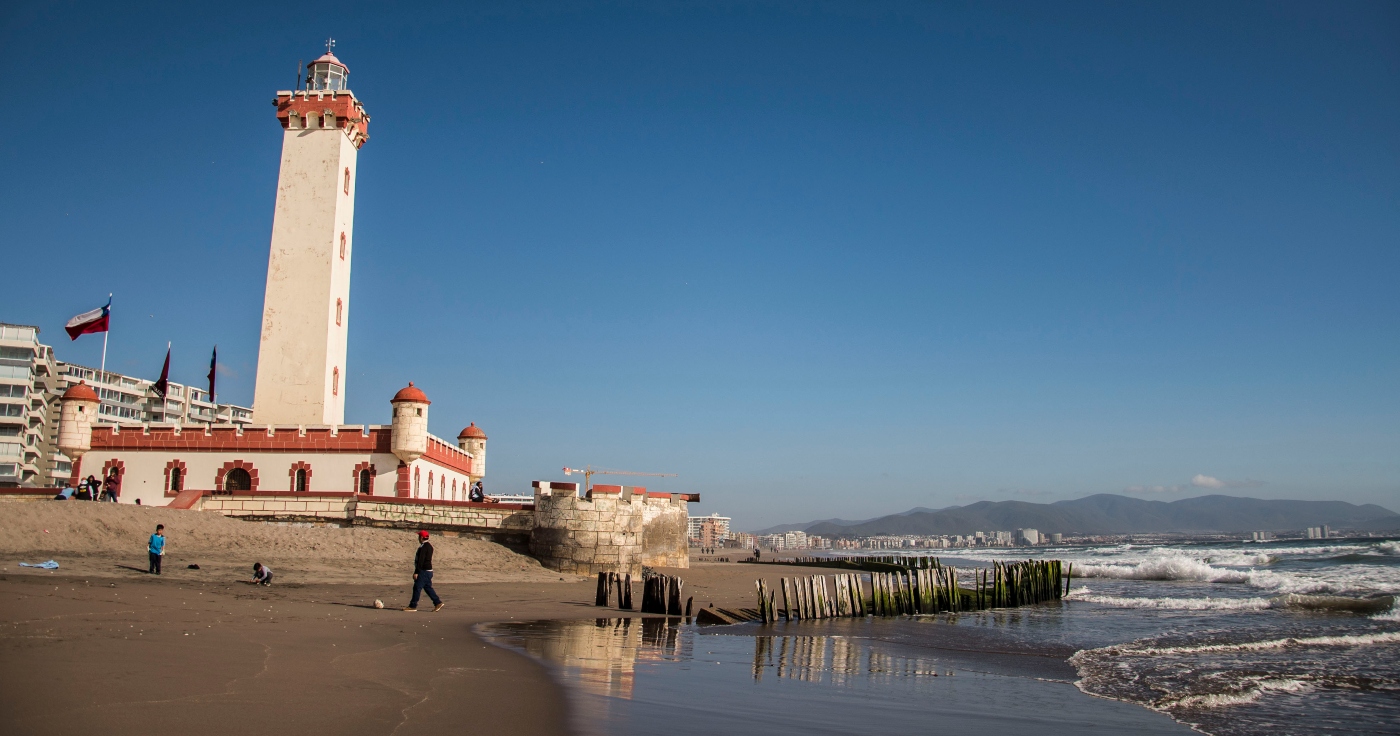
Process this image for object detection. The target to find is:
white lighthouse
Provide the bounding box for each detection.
[252,43,370,426]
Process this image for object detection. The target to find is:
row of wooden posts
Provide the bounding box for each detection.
[769,555,950,570]
[754,559,1073,623]
[595,571,693,617]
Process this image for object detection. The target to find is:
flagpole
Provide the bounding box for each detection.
[99,293,112,379]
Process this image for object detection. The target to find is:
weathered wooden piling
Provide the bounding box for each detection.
[754,556,1070,623]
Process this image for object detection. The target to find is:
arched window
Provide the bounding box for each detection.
[358,468,372,495]
[332,367,339,396]
[336,299,343,326]
[440,475,446,498]
[169,467,182,492]
[452,479,457,500]
[294,468,308,492]
[428,471,434,498]
[414,467,420,496]
[343,167,351,194]
[339,232,346,260]
[225,468,252,491]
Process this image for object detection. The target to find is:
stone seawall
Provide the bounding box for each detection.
[529,482,645,576]
[194,492,533,547]
[641,493,689,569]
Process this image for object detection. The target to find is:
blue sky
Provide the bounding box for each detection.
[2,1,1396,528]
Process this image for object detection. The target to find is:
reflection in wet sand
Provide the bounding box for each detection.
[753,634,942,684]
[506,618,689,699]
[479,618,1195,736]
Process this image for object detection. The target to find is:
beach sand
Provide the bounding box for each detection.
[1,504,1189,735]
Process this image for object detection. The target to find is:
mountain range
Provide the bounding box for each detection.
[753,494,1399,537]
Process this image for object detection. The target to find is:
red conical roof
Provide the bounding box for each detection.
[391,381,430,404]
[62,381,98,402]
[458,422,487,440]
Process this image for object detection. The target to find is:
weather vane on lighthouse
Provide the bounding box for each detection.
[325,37,336,54]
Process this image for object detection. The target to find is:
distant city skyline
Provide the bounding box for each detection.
[2,1,1396,528]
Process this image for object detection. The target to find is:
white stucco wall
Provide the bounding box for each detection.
[78,449,400,505]
[406,456,475,502]
[252,122,358,426]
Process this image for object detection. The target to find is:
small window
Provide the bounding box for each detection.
[414,467,420,495]
[225,467,252,492]
[339,232,346,259]
[358,468,372,494]
[343,168,350,194]
[332,367,339,396]
[440,475,446,498]
[415,407,422,416]
[169,467,182,492]
[295,468,308,492]
[336,299,342,326]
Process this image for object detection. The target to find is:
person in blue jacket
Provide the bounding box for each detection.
[148,524,165,575]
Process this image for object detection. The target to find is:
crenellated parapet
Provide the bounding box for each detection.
[529,481,697,575]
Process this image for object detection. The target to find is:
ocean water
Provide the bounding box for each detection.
[480,537,1400,736]
[940,537,1400,735]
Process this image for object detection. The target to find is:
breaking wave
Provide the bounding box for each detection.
[1079,631,1400,658]
[1156,677,1315,710]
[1073,556,1252,583]
[1067,590,1396,614]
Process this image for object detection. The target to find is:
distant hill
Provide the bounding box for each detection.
[778,494,1397,537]
[751,505,958,535]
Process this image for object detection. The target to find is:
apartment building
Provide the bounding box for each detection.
[0,323,60,486]
[0,322,252,487]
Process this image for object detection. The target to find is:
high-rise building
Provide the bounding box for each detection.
[0,323,59,486]
[687,513,731,542]
[252,49,370,426]
[0,322,254,487]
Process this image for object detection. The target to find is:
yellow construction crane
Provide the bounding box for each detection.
[562,465,677,491]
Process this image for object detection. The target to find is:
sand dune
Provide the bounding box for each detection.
[0,501,576,585]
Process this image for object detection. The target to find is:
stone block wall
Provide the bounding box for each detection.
[641,494,690,569]
[199,493,357,520]
[529,481,646,576]
[195,492,532,546]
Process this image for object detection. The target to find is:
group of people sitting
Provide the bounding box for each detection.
[54,472,121,502]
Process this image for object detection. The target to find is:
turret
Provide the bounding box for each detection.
[457,422,487,480]
[390,382,430,464]
[57,382,100,479]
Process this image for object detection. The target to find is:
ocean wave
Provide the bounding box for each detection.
[1156,677,1315,710]
[1073,556,1251,583]
[1378,541,1400,556]
[1068,590,1272,610]
[1081,631,1400,658]
[1067,591,1395,614]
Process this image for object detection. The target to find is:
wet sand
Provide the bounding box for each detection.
[2,557,1189,735]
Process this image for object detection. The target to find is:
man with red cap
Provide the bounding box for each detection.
[405,530,444,612]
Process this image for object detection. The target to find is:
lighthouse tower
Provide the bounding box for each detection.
[252,43,370,426]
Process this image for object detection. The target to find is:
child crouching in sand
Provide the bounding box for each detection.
[250,562,272,586]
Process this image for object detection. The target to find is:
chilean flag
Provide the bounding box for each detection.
[65,299,111,340]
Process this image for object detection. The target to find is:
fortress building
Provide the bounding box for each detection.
[47,49,488,511]
[22,46,693,573]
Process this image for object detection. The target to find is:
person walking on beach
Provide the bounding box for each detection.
[404,530,444,612]
[148,524,165,575]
